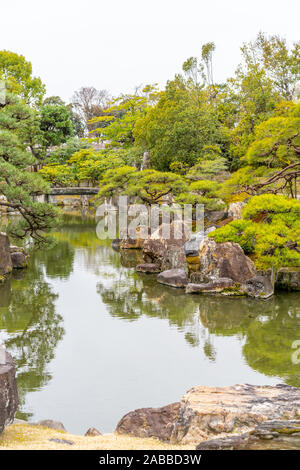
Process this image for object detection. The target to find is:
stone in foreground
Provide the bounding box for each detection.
[196,420,300,450]
[116,384,300,446]
[116,403,180,441]
[136,263,161,273]
[157,269,188,288]
[170,384,300,445]
[0,349,19,435]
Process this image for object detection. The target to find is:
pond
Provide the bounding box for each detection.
[0,212,299,434]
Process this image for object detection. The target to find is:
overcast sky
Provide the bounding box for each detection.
[0,0,299,103]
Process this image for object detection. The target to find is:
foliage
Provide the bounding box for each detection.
[46,137,91,165]
[97,166,188,205]
[176,179,225,211]
[89,90,156,148]
[0,50,46,106]
[134,76,224,171]
[210,194,300,269]
[40,104,74,147]
[0,93,59,243]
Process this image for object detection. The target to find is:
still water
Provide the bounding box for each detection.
[0,212,299,434]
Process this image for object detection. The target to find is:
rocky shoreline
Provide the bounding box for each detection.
[115,218,299,298]
[1,355,300,450]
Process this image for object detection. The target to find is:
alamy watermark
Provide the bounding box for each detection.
[0,80,6,105]
[291,340,300,365]
[95,196,204,240]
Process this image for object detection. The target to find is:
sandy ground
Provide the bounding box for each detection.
[0,423,194,450]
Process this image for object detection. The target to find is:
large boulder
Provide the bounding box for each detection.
[142,221,191,271]
[240,272,274,299]
[196,420,300,450]
[115,384,300,446]
[0,348,19,435]
[205,209,227,225]
[116,403,180,441]
[275,267,300,291]
[170,384,300,445]
[157,269,188,288]
[0,233,12,277]
[194,238,257,283]
[10,252,28,269]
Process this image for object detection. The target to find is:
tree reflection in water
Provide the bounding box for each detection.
[97,249,300,387]
[0,248,66,420]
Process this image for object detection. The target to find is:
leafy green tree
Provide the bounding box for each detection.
[210,194,300,269]
[253,32,300,101]
[0,93,59,243]
[90,92,152,148]
[97,166,188,205]
[186,145,228,181]
[46,137,91,165]
[38,164,74,187]
[176,180,225,211]
[134,76,224,171]
[40,104,74,147]
[0,50,46,106]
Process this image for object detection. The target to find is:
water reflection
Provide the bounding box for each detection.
[97,248,300,387]
[0,212,299,427]
[0,260,64,419]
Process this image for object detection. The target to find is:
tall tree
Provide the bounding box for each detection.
[0,92,58,243]
[71,86,110,133]
[0,50,46,106]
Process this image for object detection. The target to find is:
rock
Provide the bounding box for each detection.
[11,251,28,269]
[49,438,74,445]
[143,221,191,271]
[141,151,151,170]
[136,263,161,273]
[116,403,180,442]
[157,269,188,288]
[0,349,19,435]
[120,226,148,249]
[275,267,300,291]
[196,420,300,450]
[195,238,257,283]
[185,229,217,273]
[170,384,300,445]
[111,238,121,250]
[85,427,102,437]
[0,232,12,276]
[228,201,245,220]
[36,419,66,431]
[186,278,234,294]
[240,272,274,299]
[205,210,227,225]
[120,237,145,249]
[184,232,204,258]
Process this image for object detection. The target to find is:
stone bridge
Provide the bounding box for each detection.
[48,187,99,196]
[40,187,100,206]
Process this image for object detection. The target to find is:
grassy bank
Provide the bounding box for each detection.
[0,424,193,450]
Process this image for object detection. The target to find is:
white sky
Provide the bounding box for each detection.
[0,0,299,103]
